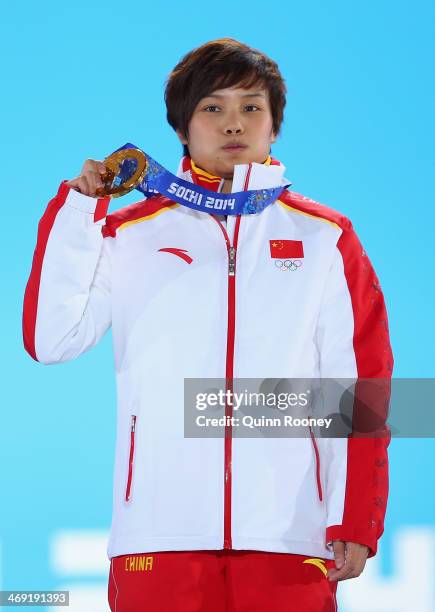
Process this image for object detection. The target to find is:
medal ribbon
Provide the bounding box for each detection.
[111,142,291,216]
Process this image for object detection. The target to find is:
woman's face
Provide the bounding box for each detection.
[177,84,277,179]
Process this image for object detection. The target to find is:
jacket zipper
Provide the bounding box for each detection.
[211,164,250,548]
[125,414,137,502]
[211,214,241,549]
[308,424,323,502]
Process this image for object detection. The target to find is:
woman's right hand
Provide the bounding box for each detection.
[66,159,109,197]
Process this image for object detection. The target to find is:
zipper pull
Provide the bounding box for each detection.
[228,246,236,276]
[131,415,136,432]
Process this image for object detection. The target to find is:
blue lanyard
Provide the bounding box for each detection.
[111,142,291,216]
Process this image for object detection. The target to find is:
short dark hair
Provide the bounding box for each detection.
[164,38,287,157]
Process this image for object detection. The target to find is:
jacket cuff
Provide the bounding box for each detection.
[58,180,110,224]
[326,525,378,558]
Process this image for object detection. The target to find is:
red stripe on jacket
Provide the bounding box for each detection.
[102,196,178,238]
[22,182,110,361]
[326,228,393,558]
[279,189,394,558]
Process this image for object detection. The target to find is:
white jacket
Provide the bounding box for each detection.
[23,154,394,560]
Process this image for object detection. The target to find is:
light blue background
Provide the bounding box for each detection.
[1,1,434,610]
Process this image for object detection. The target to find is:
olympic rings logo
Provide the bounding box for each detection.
[274,259,303,271]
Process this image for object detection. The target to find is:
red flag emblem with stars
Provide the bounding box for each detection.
[269,240,304,258]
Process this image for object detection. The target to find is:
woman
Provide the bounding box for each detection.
[23,38,393,611]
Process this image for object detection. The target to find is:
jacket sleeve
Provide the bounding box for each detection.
[23,181,112,364]
[315,220,394,558]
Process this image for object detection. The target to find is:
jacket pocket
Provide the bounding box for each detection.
[308,425,323,502]
[125,414,137,502]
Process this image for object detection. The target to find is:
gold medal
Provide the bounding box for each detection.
[97,148,148,198]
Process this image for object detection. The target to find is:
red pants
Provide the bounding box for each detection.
[108,550,338,611]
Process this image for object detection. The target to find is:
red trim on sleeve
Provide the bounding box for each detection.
[22,181,71,361]
[337,227,394,378]
[23,182,111,361]
[279,189,394,558]
[326,227,394,558]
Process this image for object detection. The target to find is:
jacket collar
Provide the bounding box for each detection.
[175,154,290,193]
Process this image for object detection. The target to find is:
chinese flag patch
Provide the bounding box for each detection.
[269,240,304,258]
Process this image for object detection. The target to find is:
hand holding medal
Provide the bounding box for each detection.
[65,148,148,199]
[97,148,148,198]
